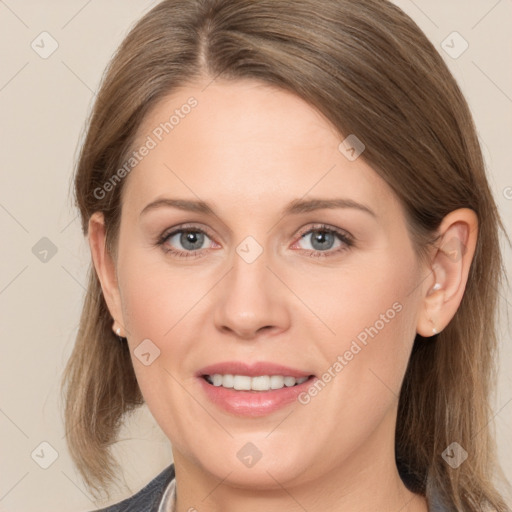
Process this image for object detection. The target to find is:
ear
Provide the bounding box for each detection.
[88,212,127,337]
[416,208,478,337]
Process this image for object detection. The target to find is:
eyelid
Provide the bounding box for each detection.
[294,223,353,244]
[158,223,216,243]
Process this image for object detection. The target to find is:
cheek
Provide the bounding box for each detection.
[306,256,416,358]
[307,251,420,410]
[115,248,214,427]
[291,264,419,470]
[118,247,208,340]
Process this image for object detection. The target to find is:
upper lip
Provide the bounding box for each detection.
[197,361,313,379]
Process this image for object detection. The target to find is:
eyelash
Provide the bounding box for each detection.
[156,223,354,259]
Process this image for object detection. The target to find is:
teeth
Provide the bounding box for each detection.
[204,374,309,391]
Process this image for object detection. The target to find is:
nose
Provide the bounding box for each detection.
[213,246,291,341]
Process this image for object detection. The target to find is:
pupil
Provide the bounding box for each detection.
[182,231,204,250]
[312,230,333,250]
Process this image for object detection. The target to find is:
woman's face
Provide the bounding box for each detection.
[111,78,428,489]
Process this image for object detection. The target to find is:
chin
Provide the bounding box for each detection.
[194,444,311,490]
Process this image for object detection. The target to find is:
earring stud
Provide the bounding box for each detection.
[112,322,126,341]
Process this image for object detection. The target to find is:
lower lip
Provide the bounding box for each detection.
[197,376,316,417]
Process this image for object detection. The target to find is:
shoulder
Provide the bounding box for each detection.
[91,464,175,512]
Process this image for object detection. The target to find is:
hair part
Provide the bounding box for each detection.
[62,0,511,508]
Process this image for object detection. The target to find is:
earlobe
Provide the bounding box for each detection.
[88,212,126,336]
[416,208,478,338]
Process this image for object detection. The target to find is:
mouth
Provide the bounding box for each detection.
[195,362,317,416]
[202,373,312,391]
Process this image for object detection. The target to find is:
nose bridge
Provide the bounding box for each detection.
[238,238,269,285]
[213,233,288,337]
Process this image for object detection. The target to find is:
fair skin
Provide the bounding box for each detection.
[88,78,477,512]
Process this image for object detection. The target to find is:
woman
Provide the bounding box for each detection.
[61,0,511,510]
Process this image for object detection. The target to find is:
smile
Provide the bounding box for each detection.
[203,374,310,391]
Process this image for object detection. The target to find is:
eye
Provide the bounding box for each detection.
[157,225,216,258]
[292,224,354,258]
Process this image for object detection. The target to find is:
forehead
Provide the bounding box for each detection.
[122,78,399,220]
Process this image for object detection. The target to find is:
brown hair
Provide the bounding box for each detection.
[61,0,511,508]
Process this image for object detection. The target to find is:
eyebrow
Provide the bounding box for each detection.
[140,197,376,219]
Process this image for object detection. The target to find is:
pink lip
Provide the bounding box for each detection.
[196,361,311,378]
[196,361,316,417]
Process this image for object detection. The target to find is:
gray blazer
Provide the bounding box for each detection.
[93,465,175,512]
[92,463,453,511]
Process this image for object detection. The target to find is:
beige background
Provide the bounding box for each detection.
[0,1,511,511]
